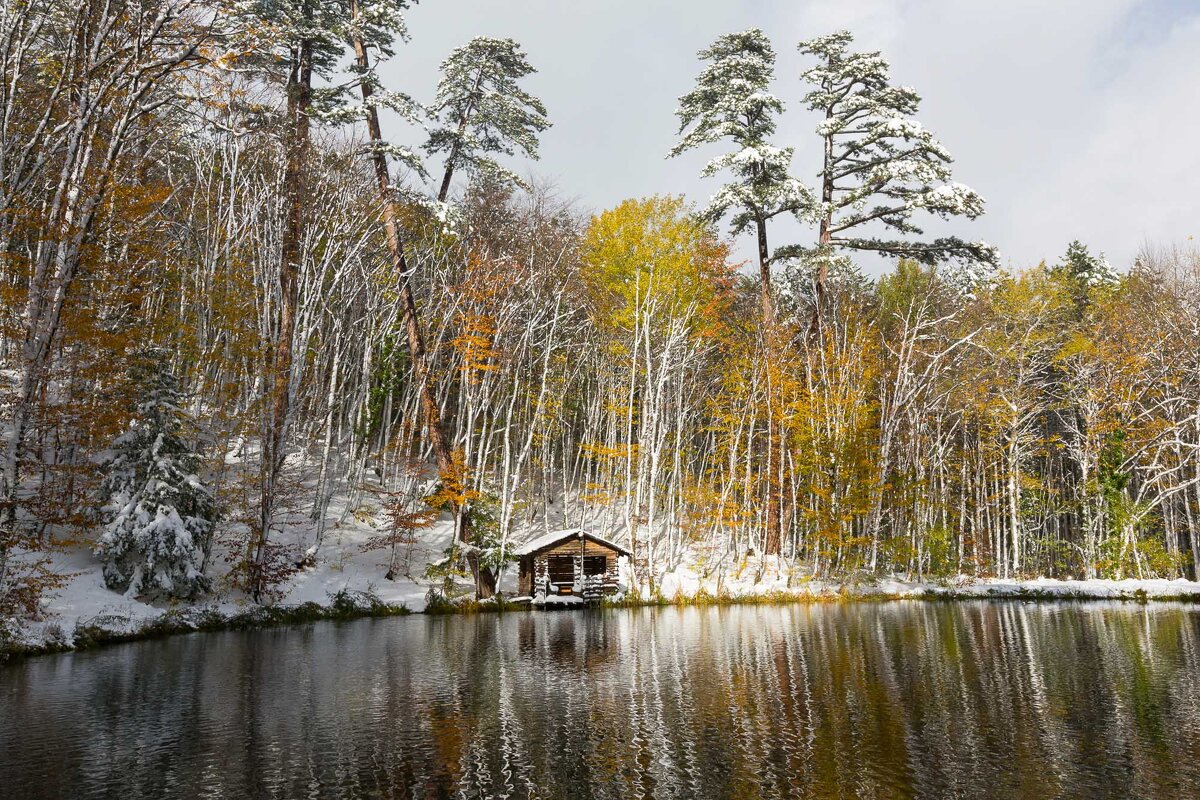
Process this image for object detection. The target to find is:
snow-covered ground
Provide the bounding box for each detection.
[915,576,1200,600]
[6,504,452,656]
[654,561,1200,601]
[7,477,1200,660]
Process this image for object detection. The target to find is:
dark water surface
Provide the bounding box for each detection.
[4,602,1200,799]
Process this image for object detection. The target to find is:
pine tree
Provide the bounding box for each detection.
[345,0,460,583]
[1049,240,1119,322]
[797,31,997,308]
[96,354,216,600]
[670,29,812,557]
[1058,240,1118,288]
[670,28,812,323]
[425,36,550,203]
[420,35,548,596]
[229,0,417,599]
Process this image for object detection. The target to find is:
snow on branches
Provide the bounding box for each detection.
[671,26,997,319]
[799,29,997,271]
[671,29,813,241]
[96,355,216,601]
[426,37,550,200]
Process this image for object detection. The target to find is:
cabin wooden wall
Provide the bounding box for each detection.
[519,539,624,597]
[539,540,621,559]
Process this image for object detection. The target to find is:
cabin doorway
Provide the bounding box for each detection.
[547,556,575,589]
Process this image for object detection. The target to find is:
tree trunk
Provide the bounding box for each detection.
[250,36,312,601]
[436,68,483,205]
[350,14,492,595]
[755,216,773,324]
[755,216,782,557]
[810,119,835,338]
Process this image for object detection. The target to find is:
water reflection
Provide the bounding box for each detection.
[3,602,1200,799]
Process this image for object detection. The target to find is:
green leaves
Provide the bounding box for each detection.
[671,29,812,245]
[425,37,550,197]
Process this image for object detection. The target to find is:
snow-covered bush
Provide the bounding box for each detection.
[95,354,215,600]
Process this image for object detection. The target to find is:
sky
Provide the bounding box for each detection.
[379,0,1200,274]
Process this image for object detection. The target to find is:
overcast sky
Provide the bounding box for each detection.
[379,0,1200,273]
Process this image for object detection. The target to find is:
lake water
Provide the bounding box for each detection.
[3,602,1200,799]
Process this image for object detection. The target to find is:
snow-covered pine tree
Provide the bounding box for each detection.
[96,354,216,600]
[671,28,812,557]
[670,28,813,323]
[796,30,997,305]
[340,0,427,155]
[1051,239,1119,317]
[1058,240,1118,288]
[425,37,550,203]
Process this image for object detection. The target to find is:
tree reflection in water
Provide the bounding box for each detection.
[3,602,1200,799]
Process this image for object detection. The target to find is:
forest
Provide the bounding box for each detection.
[2,0,1199,622]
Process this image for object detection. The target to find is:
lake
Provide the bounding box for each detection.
[3,602,1200,799]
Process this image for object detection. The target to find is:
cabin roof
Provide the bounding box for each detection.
[512,528,632,558]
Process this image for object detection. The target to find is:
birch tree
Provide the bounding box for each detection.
[0,0,210,602]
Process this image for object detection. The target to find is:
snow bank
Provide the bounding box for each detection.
[8,489,1200,662]
[3,481,459,658]
[919,576,1200,600]
[650,558,1200,603]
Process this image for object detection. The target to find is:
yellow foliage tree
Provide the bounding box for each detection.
[581,196,731,343]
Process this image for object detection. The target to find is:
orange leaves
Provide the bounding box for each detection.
[579,441,639,462]
[580,481,614,507]
[360,494,437,554]
[425,448,480,512]
[448,251,513,384]
[680,480,745,541]
[450,312,499,382]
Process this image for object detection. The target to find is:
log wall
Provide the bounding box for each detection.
[520,537,624,598]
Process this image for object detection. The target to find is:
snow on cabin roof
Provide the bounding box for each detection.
[512,528,632,557]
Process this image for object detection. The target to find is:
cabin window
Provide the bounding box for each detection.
[583,556,608,576]
[547,556,575,585]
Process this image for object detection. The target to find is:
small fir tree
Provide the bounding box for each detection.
[96,355,216,600]
[1058,240,1118,288]
[1049,240,1119,317]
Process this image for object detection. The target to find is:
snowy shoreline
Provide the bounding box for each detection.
[6,571,1200,663]
[7,508,1200,663]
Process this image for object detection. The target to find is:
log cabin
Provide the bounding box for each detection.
[514,528,630,602]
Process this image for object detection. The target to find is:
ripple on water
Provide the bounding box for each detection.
[4,602,1200,799]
